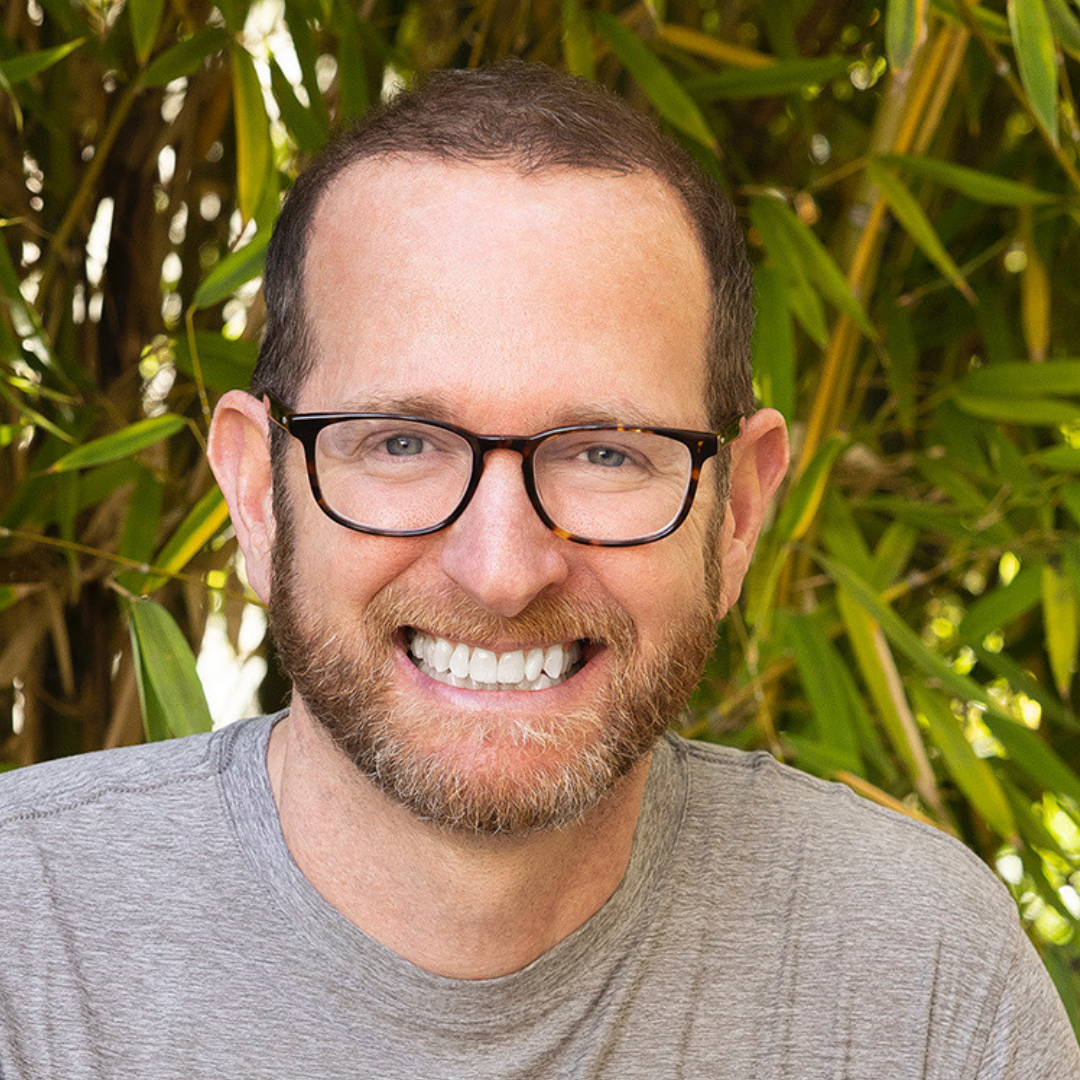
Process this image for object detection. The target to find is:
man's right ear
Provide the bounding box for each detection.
[207,390,277,604]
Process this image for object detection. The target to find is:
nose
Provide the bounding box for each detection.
[437,449,571,617]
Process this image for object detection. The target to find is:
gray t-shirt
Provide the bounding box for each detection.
[0,716,1076,1079]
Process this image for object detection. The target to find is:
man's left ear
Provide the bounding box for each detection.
[715,408,789,614]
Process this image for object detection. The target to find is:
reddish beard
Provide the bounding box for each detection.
[268,486,720,836]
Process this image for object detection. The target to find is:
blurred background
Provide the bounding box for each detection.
[2,0,1080,1026]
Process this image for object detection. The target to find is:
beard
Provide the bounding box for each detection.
[269,484,722,837]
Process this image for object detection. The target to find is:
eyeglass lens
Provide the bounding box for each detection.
[313,417,695,542]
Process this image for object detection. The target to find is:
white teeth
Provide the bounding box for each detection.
[449,643,471,679]
[542,644,564,679]
[497,650,526,684]
[407,632,584,691]
[469,648,498,684]
[432,637,453,672]
[524,647,545,681]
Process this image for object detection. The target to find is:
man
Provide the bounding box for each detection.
[1,62,1076,1079]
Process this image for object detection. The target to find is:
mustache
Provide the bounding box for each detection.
[361,583,638,654]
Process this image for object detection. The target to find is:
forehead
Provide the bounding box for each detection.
[300,157,712,429]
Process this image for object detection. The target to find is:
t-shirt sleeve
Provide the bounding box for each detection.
[973,930,1080,1080]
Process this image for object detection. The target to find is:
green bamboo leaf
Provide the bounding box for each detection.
[784,612,865,767]
[592,13,717,150]
[1008,0,1059,145]
[866,161,975,302]
[870,521,917,589]
[191,225,272,310]
[47,415,187,473]
[819,555,1000,713]
[129,0,166,64]
[1042,564,1078,696]
[750,265,795,419]
[1045,0,1080,55]
[958,562,1043,644]
[562,0,596,79]
[911,683,1016,841]
[127,598,212,739]
[0,38,86,86]
[119,466,163,563]
[876,153,1059,205]
[750,196,876,338]
[1036,446,1080,470]
[783,733,861,777]
[836,587,915,786]
[268,56,324,154]
[687,56,851,101]
[884,305,918,435]
[960,359,1080,397]
[229,45,271,223]
[954,395,1080,425]
[772,435,846,545]
[171,331,259,391]
[1060,482,1080,527]
[983,714,1080,806]
[142,27,230,87]
[137,486,230,594]
[284,0,330,132]
[333,1,368,121]
[886,0,927,70]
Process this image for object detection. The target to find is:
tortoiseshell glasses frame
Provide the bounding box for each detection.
[266,395,742,548]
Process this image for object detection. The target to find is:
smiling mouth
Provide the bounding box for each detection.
[404,629,587,691]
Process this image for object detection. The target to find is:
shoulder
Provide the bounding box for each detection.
[664,732,1019,927]
[0,715,273,833]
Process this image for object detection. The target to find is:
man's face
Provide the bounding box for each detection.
[270,159,726,834]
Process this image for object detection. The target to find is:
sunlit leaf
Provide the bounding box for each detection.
[0,39,85,86]
[657,23,774,67]
[592,13,717,150]
[127,598,212,739]
[1021,209,1051,360]
[137,485,230,594]
[47,415,188,472]
[191,226,272,310]
[1008,0,1059,145]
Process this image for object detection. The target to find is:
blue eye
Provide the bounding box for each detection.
[385,434,426,456]
[586,446,626,467]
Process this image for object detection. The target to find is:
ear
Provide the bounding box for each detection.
[715,407,789,614]
[207,390,277,604]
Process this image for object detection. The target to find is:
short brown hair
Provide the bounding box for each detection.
[252,59,754,428]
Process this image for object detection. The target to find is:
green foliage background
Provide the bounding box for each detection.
[3,0,1080,1027]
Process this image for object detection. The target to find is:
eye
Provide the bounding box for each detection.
[584,445,627,467]
[385,433,426,456]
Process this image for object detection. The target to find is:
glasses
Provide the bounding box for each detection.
[267,396,742,548]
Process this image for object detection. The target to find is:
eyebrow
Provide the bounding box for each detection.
[317,394,677,433]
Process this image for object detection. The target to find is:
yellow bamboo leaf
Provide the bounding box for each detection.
[1042,564,1078,697]
[1021,208,1051,360]
[657,24,775,68]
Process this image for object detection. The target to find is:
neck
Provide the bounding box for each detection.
[266,701,652,979]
